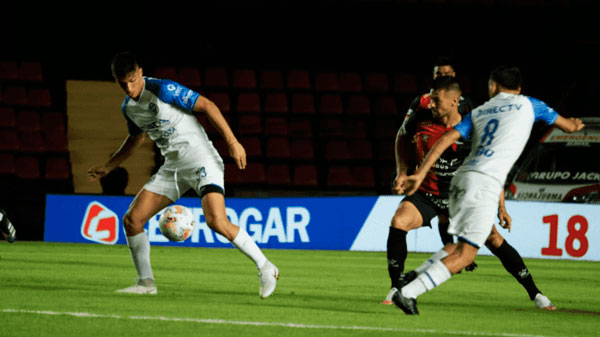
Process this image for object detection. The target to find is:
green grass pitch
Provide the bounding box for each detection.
[1,241,599,337]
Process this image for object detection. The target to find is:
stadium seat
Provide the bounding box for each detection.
[343,119,368,139]
[19,130,45,153]
[327,166,353,187]
[16,110,41,131]
[19,61,44,82]
[291,93,315,114]
[153,66,177,80]
[239,137,262,158]
[224,163,243,185]
[319,118,343,138]
[0,153,16,175]
[177,67,202,88]
[236,92,261,113]
[44,156,71,180]
[15,156,40,179]
[204,67,229,87]
[4,85,28,106]
[288,118,313,138]
[0,129,19,151]
[207,92,231,114]
[374,96,398,116]
[315,72,340,92]
[0,107,16,128]
[41,112,66,131]
[393,73,418,94]
[340,72,362,92]
[325,140,351,161]
[292,164,318,186]
[290,139,315,160]
[346,95,371,116]
[212,138,229,157]
[233,69,257,89]
[287,70,311,90]
[264,117,288,136]
[349,140,373,160]
[0,61,18,81]
[266,137,291,159]
[27,88,52,108]
[260,70,284,90]
[352,166,375,188]
[266,164,291,186]
[318,94,343,115]
[264,93,288,114]
[237,115,262,135]
[379,165,396,188]
[372,119,398,140]
[365,73,389,92]
[238,162,266,184]
[44,129,68,153]
[376,140,396,161]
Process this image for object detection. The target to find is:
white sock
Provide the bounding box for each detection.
[126,233,154,282]
[402,260,452,299]
[231,229,268,269]
[415,249,449,275]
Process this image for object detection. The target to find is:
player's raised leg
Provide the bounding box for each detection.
[201,192,279,298]
[116,189,172,295]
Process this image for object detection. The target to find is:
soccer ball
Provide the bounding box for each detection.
[158,205,195,242]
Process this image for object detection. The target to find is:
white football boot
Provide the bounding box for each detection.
[258,261,279,298]
[115,279,157,295]
[381,287,398,305]
[534,293,556,310]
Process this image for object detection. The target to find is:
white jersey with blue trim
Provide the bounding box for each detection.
[121,77,221,170]
[454,92,559,185]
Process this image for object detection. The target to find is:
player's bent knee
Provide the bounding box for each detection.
[485,231,504,249]
[123,212,144,236]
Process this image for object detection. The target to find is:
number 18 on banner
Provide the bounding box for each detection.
[542,214,590,258]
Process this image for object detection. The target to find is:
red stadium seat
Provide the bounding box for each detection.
[343,119,368,139]
[225,163,243,185]
[352,166,375,188]
[0,129,19,151]
[44,129,68,153]
[177,67,202,88]
[28,88,52,108]
[0,153,16,175]
[260,70,284,90]
[266,137,291,159]
[237,115,262,135]
[233,69,257,89]
[349,140,373,160]
[212,138,229,157]
[4,85,28,106]
[393,73,418,94]
[374,96,398,116]
[288,118,312,138]
[15,156,40,179]
[372,119,398,140]
[340,72,362,92]
[0,107,16,128]
[346,95,371,116]
[207,92,231,114]
[238,162,266,184]
[327,166,352,187]
[239,137,262,158]
[153,66,177,80]
[287,70,311,90]
[315,72,340,92]
[293,164,318,186]
[318,94,343,115]
[236,92,261,113]
[204,67,229,87]
[264,93,288,114]
[325,140,351,161]
[266,164,291,186]
[19,61,44,82]
[41,112,66,131]
[16,110,41,131]
[44,157,71,180]
[264,117,288,136]
[365,73,389,93]
[0,61,18,81]
[19,130,45,153]
[291,93,315,114]
[290,139,315,160]
[319,118,343,138]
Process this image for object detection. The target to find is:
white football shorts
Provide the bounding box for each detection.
[448,171,502,248]
[143,158,225,202]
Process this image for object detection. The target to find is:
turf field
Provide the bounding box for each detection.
[0,241,598,337]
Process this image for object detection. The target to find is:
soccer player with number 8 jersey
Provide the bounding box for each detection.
[393,66,585,315]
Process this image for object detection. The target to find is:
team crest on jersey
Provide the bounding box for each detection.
[421,134,430,142]
[167,84,176,91]
[149,102,159,114]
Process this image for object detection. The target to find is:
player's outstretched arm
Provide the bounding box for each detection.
[553,116,585,133]
[194,96,247,170]
[402,129,460,196]
[88,134,145,181]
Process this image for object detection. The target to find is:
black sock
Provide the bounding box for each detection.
[387,227,408,289]
[438,220,454,246]
[489,240,541,300]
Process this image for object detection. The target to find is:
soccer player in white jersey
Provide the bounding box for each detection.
[392,66,584,315]
[88,52,279,297]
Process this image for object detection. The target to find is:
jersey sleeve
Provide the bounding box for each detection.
[157,79,200,112]
[454,111,473,139]
[120,100,144,137]
[527,96,559,125]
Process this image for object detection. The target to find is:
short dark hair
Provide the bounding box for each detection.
[431,75,461,94]
[490,66,521,90]
[433,56,454,70]
[111,52,139,79]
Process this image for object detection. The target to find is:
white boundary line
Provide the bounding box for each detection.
[2,309,557,337]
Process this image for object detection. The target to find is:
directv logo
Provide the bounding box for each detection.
[148,206,311,244]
